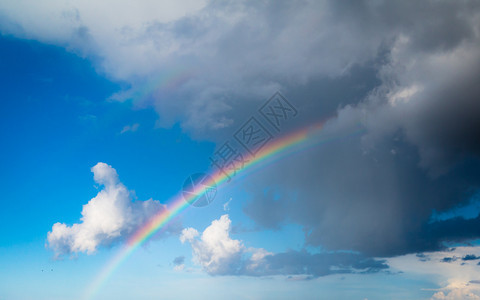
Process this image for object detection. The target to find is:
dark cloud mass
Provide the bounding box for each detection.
[233,0,480,259]
[4,0,480,267]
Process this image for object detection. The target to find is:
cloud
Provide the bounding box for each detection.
[180,215,388,277]
[173,255,185,271]
[464,255,480,261]
[47,162,180,257]
[180,214,246,275]
[255,250,389,278]
[223,197,232,212]
[0,0,391,135]
[431,289,480,300]
[388,246,480,299]
[4,0,480,262]
[173,255,185,266]
[241,106,480,257]
[416,253,430,262]
[120,123,139,134]
[240,0,480,256]
[441,257,459,263]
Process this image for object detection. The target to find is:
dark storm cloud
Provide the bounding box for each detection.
[422,216,480,253]
[328,0,479,52]
[236,0,480,259]
[242,124,480,256]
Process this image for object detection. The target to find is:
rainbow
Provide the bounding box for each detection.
[82,118,360,300]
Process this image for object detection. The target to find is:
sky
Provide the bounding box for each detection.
[1,0,480,299]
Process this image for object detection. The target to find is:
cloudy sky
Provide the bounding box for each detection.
[1,0,480,299]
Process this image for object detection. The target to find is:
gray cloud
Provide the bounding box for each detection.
[173,256,185,266]
[237,0,480,258]
[416,253,430,262]
[464,255,480,261]
[441,257,459,263]
[3,0,480,264]
[248,250,389,278]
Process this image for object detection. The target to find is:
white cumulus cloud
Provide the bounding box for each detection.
[47,162,178,257]
[432,289,480,300]
[180,214,270,275]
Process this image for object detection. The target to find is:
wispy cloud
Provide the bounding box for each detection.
[223,197,232,212]
[120,123,139,134]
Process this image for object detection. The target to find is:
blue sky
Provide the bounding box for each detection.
[1,1,480,299]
